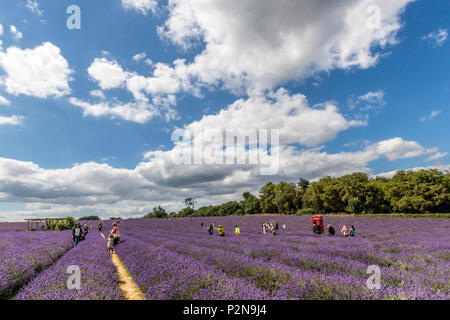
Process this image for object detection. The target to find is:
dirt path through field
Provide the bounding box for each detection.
[100,231,145,300]
[110,252,146,300]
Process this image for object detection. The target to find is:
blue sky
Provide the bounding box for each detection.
[0,0,448,221]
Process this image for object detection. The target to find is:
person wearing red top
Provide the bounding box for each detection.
[110,222,120,246]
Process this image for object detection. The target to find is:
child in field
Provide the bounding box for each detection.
[107,234,115,253]
[235,225,240,236]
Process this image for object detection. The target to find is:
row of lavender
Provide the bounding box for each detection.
[116,216,449,300]
[0,231,73,298]
[14,231,122,300]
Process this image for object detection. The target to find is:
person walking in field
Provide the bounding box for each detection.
[282,223,286,231]
[72,223,82,246]
[327,224,335,236]
[218,225,225,237]
[110,222,120,245]
[235,225,240,236]
[97,221,103,233]
[208,223,214,235]
[107,234,115,254]
[80,224,89,241]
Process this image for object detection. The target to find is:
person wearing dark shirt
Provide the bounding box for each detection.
[312,222,321,234]
[327,224,335,236]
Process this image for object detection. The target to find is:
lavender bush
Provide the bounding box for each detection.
[0,231,72,298]
[1,216,448,300]
[116,216,449,300]
[14,231,122,300]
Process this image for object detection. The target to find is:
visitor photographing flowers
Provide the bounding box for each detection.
[218,225,225,237]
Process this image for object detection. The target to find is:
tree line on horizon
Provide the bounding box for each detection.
[143,169,450,218]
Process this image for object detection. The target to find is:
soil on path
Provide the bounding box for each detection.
[100,231,145,300]
[108,239,146,300]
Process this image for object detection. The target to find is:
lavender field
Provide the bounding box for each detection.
[1,216,449,300]
[0,230,72,298]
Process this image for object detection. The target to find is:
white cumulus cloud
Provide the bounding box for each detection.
[68,97,159,124]
[0,42,73,98]
[133,52,147,62]
[121,0,157,15]
[157,0,414,94]
[87,57,129,90]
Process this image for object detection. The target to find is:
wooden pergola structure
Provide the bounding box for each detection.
[25,218,66,231]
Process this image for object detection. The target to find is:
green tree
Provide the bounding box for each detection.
[184,198,197,209]
[218,201,243,216]
[320,177,345,213]
[295,178,310,209]
[242,192,260,214]
[143,206,168,219]
[273,182,297,214]
[347,198,362,214]
[259,182,277,213]
[302,182,324,213]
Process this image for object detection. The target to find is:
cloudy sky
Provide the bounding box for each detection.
[0,0,448,221]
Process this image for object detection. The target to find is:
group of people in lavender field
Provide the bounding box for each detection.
[72,221,120,253]
[202,220,355,237]
[312,221,355,237]
[71,223,91,246]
